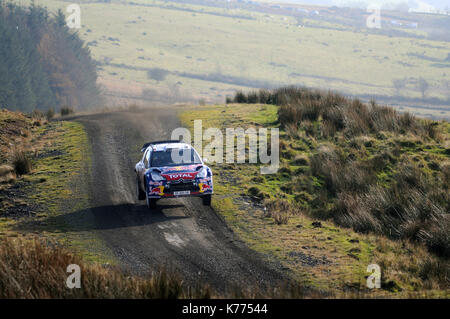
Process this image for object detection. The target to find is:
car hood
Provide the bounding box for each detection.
[154,164,203,181]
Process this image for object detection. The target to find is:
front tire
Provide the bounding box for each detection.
[202,194,212,206]
[144,178,157,210]
[147,197,157,209]
[137,176,145,200]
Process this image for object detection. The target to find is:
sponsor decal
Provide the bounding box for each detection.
[162,172,198,181]
[150,186,164,195]
[198,183,211,193]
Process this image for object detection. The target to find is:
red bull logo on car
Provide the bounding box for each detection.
[199,183,211,193]
[150,186,164,195]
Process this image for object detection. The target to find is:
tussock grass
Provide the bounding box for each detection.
[264,199,295,225]
[12,149,32,176]
[231,87,439,139]
[0,237,212,299]
[0,237,330,298]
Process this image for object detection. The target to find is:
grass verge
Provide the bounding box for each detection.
[178,103,449,297]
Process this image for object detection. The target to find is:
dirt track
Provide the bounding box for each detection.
[71,108,287,293]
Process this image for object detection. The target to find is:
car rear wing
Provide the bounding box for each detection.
[141,140,180,152]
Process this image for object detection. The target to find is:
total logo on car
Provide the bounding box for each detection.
[135,140,213,210]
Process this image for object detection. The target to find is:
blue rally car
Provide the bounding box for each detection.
[135,140,213,209]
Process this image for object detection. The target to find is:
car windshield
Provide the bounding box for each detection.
[150,148,201,167]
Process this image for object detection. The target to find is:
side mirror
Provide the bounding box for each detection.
[203,158,208,163]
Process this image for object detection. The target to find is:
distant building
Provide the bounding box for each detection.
[406,22,418,28]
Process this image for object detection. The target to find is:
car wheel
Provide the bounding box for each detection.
[137,176,145,200]
[147,196,157,209]
[145,184,157,210]
[202,194,212,206]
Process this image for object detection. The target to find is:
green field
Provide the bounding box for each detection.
[29,0,450,118]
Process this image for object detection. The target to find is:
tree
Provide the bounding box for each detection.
[417,77,429,100]
[147,68,169,82]
[392,78,406,96]
[0,2,101,112]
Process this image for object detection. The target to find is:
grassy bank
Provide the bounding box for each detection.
[0,109,114,264]
[178,93,449,296]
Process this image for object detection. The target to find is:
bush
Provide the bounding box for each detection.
[234,91,247,103]
[60,107,74,116]
[12,149,32,175]
[147,68,169,82]
[247,91,259,103]
[46,108,55,120]
[265,200,293,225]
[31,109,44,120]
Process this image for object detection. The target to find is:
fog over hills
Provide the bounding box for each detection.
[277,0,450,12]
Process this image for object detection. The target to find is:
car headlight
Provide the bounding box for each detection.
[197,166,208,178]
[150,170,165,181]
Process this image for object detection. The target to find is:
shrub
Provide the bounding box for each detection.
[46,108,55,121]
[31,109,44,120]
[147,68,169,82]
[12,149,32,175]
[60,107,74,116]
[265,199,293,225]
[291,154,309,166]
[247,91,259,103]
[257,89,271,104]
[419,258,450,287]
[234,91,247,103]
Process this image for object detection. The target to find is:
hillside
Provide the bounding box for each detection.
[0,3,101,112]
[179,87,449,295]
[27,0,450,118]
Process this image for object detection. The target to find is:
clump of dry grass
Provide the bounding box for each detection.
[0,237,212,298]
[264,199,296,225]
[12,149,32,175]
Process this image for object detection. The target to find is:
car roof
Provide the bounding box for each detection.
[149,142,192,152]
